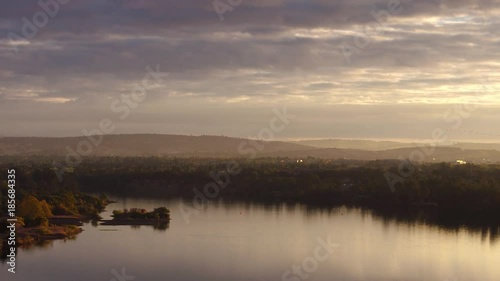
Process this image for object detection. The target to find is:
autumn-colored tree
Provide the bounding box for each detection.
[18,196,53,224]
[40,200,53,217]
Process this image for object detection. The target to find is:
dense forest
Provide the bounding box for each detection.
[1,156,500,224]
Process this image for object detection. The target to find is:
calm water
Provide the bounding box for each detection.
[2,198,500,281]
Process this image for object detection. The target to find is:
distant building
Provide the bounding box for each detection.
[456,160,467,165]
[340,178,354,190]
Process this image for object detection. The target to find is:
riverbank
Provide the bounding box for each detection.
[16,225,83,245]
[0,192,111,250]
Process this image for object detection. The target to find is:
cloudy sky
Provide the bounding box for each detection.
[0,0,499,141]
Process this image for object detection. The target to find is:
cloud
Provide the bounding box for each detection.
[0,0,499,139]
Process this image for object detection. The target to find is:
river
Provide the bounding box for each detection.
[1,197,499,281]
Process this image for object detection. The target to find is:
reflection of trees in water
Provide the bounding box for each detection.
[1,238,57,263]
[0,238,10,264]
[492,227,500,244]
[215,199,500,245]
[369,207,500,245]
[153,222,169,231]
[31,239,55,250]
[128,222,169,231]
[304,203,500,244]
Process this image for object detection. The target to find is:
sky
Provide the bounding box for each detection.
[0,0,499,142]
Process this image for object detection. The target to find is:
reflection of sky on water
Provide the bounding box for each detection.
[1,198,499,281]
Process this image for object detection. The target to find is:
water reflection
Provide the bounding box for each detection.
[124,222,169,231]
[217,198,500,245]
[1,198,499,281]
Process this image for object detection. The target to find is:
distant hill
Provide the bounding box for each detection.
[452,142,500,152]
[0,134,312,157]
[293,139,420,151]
[0,134,498,163]
[265,147,500,163]
[294,139,500,153]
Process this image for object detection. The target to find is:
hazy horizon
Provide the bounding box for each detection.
[1,132,500,143]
